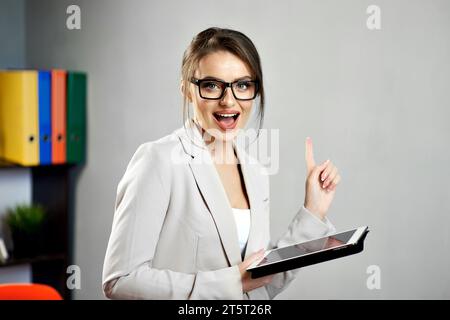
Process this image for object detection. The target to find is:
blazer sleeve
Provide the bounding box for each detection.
[102,143,243,300]
[263,205,337,299]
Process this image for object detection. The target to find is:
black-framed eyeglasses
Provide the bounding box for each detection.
[190,77,259,101]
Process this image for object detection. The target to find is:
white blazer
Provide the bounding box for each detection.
[102,121,336,300]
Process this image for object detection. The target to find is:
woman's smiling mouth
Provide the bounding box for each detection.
[212,111,240,130]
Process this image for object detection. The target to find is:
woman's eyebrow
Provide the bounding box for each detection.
[201,75,253,81]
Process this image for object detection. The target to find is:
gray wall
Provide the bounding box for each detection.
[0,0,25,68]
[22,0,450,299]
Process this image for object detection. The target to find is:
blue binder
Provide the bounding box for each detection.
[38,71,52,165]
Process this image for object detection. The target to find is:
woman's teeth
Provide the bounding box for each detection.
[217,113,237,117]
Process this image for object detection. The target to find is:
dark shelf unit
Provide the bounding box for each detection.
[0,161,78,300]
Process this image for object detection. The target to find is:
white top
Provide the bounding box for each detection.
[232,208,251,257]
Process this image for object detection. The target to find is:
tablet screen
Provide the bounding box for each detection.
[256,229,356,267]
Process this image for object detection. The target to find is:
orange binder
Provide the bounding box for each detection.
[51,70,67,164]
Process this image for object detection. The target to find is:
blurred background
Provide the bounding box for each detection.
[0,0,449,299]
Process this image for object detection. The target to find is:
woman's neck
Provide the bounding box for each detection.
[193,121,238,165]
[208,139,237,165]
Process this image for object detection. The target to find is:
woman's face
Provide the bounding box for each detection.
[187,50,255,142]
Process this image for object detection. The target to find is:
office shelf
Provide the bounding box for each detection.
[0,159,80,299]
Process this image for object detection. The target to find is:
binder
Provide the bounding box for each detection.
[38,71,52,165]
[51,70,67,164]
[0,70,39,166]
[66,72,86,163]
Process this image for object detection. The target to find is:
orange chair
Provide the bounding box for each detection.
[0,283,63,300]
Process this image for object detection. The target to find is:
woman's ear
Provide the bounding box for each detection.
[180,79,193,103]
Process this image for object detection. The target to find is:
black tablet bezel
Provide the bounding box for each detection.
[247,226,369,279]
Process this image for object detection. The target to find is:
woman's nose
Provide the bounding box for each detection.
[220,87,236,107]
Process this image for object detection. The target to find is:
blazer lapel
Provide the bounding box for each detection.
[175,123,242,267]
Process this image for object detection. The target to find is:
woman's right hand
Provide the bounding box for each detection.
[238,249,274,293]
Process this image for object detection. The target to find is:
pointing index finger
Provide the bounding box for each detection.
[305,137,315,173]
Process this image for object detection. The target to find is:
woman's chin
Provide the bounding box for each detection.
[206,126,240,142]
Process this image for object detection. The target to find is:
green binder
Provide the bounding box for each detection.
[66,72,87,163]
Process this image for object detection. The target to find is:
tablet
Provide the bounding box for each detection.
[247,226,369,278]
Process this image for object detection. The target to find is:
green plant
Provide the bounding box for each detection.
[5,203,46,234]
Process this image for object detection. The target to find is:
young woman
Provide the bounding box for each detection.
[102,27,341,299]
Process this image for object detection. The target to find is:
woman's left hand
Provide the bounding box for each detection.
[303,137,341,221]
